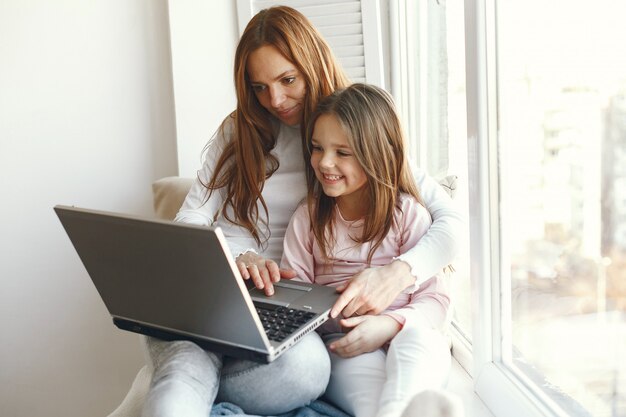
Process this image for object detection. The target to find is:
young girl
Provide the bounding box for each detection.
[281,84,460,417]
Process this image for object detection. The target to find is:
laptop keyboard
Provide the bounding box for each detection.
[255,302,317,342]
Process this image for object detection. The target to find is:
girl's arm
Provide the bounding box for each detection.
[382,276,451,331]
[330,169,463,318]
[329,314,401,358]
[330,277,450,358]
[330,199,451,357]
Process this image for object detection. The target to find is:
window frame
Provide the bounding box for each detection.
[464,1,585,416]
[389,0,449,178]
[390,0,474,373]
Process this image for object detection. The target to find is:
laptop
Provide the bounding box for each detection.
[54,205,337,363]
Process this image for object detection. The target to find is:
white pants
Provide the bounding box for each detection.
[322,315,451,417]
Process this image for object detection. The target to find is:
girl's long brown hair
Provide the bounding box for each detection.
[202,6,350,247]
[305,83,422,264]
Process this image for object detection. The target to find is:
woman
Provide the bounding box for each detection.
[143,6,463,417]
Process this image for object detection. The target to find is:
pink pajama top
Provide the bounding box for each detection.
[281,194,450,331]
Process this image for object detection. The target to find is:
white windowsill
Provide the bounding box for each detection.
[448,356,495,417]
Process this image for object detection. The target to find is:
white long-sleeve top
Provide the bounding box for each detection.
[175,117,463,285]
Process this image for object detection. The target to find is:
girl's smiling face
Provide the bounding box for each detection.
[310,113,368,218]
[246,45,307,126]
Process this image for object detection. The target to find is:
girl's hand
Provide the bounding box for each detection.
[236,252,297,296]
[330,260,414,318]
[329,315,401,358]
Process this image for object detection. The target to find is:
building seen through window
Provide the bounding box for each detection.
[496,2,626,415]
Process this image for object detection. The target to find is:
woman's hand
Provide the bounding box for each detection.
[236,252,297,296]
[330,260,415,318]
[329,315,401,358]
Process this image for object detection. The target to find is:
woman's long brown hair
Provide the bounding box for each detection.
[305,84,422,264]
[201,6,350,247]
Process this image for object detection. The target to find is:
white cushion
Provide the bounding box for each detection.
[152,176,194,220]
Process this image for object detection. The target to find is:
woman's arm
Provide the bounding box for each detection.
[330,275,450,358]
[174,120,293,294]
[175,120,268,258]
[233,204,314,297]
[331,183,463,318]
[398,166,464,285]
[175,125,228,227]
[236,204,315,296]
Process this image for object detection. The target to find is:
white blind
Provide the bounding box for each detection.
[236,0,384,87]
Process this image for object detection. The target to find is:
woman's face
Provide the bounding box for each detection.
[247,45,307,126]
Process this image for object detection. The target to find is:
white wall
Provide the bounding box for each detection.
[0,1,178,416]
[168,1,238,178]
[168,1,392,178]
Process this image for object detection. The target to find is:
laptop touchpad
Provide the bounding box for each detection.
[249,283,310,305]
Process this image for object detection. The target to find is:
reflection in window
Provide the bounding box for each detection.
[497,1,626,415]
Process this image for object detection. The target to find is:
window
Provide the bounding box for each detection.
[466,0,626,416]
[446,0,472,350]
[236,0,386,86]
[389,0,473,356]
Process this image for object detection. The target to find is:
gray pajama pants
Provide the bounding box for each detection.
[141,332,331,417]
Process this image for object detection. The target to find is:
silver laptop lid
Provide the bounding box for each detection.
[54,205,269,352]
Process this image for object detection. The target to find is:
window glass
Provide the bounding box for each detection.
[496,1,626,414]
